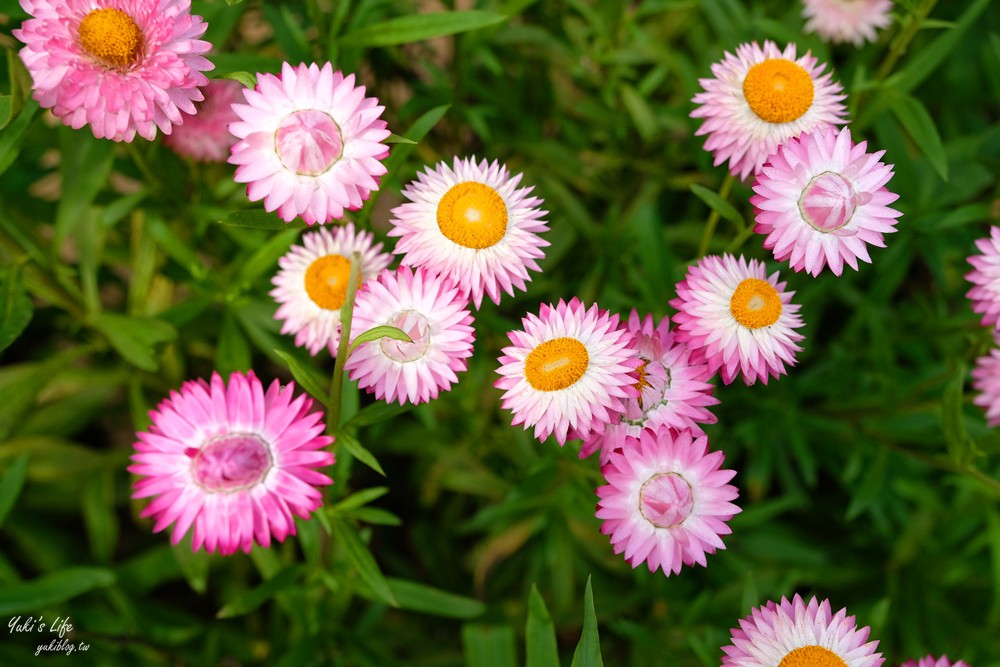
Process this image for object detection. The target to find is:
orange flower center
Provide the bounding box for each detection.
[634,360,650,409]
[78,8,143,71]
[304,254,360,310]
[729,278,783,329]
[436,182,508,249]
[777,646,848,667]
[524,337,589,391]
[743,59,814,124]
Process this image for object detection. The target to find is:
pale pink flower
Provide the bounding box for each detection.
[691,40,847,180]
[164,79,243,162]
[129,371,334,555]
[752,125,902,277]
[899,656,970,667]
[966,227,1000,330]
[595,427,740,575]
[14,0,213,142]
[972,343,1000,427]
[229,62,390,225]
[802,0,894,46]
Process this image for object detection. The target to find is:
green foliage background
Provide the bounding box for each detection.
[1,0,999,664]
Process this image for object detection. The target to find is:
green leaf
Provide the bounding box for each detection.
[339,11,507,47]
[55,128,115,249]
[274,349,330,408]
[0,95,11,131]
[347,325,413,357]
[332,486,390,513]
[218,210,306,231]
[462,624,518,667]
[690,183,745,231]
[526,585,559,667]
[0,453,29,530]
[0,349,86,439]
[331,519,398,606]
[570,576,604,667]
[0,99,38,178]
[146,216,208,281]
[382,104,450,178]
[172,540,211,594]
[0,264,33,353]
[620,84,657,141]
[236,228,300,286]
[0,567,115,615]
[217,565,305,618]
[216,311,252,376]
[344,400,414,429]
[219,71,256,88]
[887,92,949,181]
[91,313,177,372]
[385,578,485,619]
[82,470,119,564]
[941,363,970,465]
[337,432,386,477]
[385,133,417,144]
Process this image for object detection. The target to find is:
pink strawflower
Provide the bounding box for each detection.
[580,311,718,463]
[14,0,212,142]
[345,266,475,405]
[229,62,390,225]
[670,254,804,386]
[972,344,1000,427]
[722,594,883,667]
[164,79,243,162]
[595,427,740,575]
[691,40,847,180]
[899,657,970,667]
[270,223,392,356]
[495,298,641,446]
[752,125,902,277]
[129,371,334,555]
[388,157,549,309]
[802,0,894,46]
[966,227,1000,330]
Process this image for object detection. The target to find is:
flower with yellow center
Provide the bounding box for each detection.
[670,254,804,386]
[496,298,641,446]
[721,595,883,667]
[389,156,549,309]
[691,40,847,180]
[271,223,392,356]
[78,8,144,70]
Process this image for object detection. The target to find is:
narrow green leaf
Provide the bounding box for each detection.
[620,84,657,141]
[941,363,969,465]
[526,585,560,667]
[0,265,33,353]
[337,432,386,477]
[382,104,450,178]
[82,470,119,564]
[385,133,417,144]
[570,576,604,667]
[0,567,115,615]
[347,325,413,357]
[340,11,507,47]
[462,624,518,667]
[56,128,115,248]
[217,565,305,618]
[386,578,485,619]
[219,71,256,88]
[690,183,745,231]
[216,311,252,376]
[331,519,398,606]
[0,349,86,439]
[146,217,208,281]
[0,95,11,131]
[344,400,414,429]
[273,349,330,408]
[0,453,29,530]
[0,99,38,178]
[172,541,211,594]
[846,446,889,521]
[887,93,948,181]
[92,313,177,372]
[218,210,306,231]
[332,486,390,512]
[236,228,300,286]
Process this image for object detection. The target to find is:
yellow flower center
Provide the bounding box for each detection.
[78,8,144,71]
[634,360,650,409]
[777,646,848,667]
[304,254,359,310]
[524,337,589,392]
[436,182,508,249]
[742,59,814,124]
[729,278,783,329]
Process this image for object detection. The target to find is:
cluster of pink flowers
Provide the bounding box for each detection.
[966,228,1000,425]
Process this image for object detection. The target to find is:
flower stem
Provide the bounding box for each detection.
[327,251,362,432]
[696,173,735,258]
[875,0,939,83]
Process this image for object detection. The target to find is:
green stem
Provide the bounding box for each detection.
[327,251,362,432]
[696,173,734,258]
[0,224,87,319]
[874,0,939,83]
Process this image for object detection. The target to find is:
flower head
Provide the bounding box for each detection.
[752,125,902,277]
[270,223,392,356]
[345,266,475,405]
[972,343,1000,427]
[164,79,244,162]
[495,298,640,445]
[595,427,740,575]
[388,157,549,309]
[14,0,213,142]
[966,227,1000,330]
[691,40,847,180]
[229,62,390,225]
[899,657,969,667]
[129,371,335,555]
[580,311,718,463]
[722,594,883,667]
[670,254,805,386]
[802,0,894,46]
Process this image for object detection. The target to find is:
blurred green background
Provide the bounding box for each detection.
[1,0,999,664]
